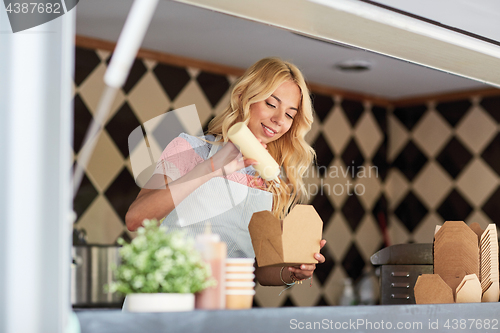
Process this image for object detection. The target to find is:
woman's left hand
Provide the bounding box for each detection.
[288,239,327,280]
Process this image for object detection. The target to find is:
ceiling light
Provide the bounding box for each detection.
[334,60,372,72]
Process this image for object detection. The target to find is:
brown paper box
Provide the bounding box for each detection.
[434,221,479,293]
[248,204,323,267]
[469,222,483,242]
[481,282,499,302]
[414,274,454,304]
[456,274,481,303]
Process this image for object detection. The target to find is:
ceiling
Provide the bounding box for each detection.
[75,0,499,100]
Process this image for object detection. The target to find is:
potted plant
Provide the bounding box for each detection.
[108,219,214,312]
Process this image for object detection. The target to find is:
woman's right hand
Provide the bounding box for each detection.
[210,139,267,175]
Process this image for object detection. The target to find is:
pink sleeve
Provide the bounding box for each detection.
[153,137,204,181]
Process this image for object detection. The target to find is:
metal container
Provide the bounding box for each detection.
[371,243,433,305]
[71,245,123,307]
[71,246,90,305]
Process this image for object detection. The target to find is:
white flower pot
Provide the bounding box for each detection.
[122,293,195,312]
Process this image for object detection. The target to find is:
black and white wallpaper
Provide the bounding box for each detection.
[387,97,500,244]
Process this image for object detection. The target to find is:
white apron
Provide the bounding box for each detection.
[161,139,273,258]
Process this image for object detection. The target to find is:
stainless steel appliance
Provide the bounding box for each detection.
[71,245,124,307]
[371,243,433,305]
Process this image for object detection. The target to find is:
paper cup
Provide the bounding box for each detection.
[225,273,255,282]
[226,258,255,266]
[226,289,255,296]
[226,281,255,288]
[225,289,255,310]
[225,289,256,295]
[225,266,255,273]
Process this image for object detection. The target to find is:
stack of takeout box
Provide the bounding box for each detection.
[478,224,499,302]
[414,221,499,304]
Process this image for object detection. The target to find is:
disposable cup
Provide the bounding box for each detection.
[226,287,254,291]
[225,266,255,273]
[225,289,255,310]
[225,273,255,282]
[226,258,255,266]
[225,281,255,288]
[225,289,256,295]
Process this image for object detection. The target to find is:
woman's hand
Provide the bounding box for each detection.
[287,239,327,280]
[209,139,267,175]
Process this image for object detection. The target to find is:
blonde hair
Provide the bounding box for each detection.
[206,57,316,219]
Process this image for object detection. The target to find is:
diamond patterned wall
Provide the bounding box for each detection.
[73,42,500,308]
[388,96,500,246]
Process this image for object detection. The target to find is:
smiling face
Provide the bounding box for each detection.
[247,81,301,144]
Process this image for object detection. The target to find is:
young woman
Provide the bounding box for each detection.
[126,57,326,286]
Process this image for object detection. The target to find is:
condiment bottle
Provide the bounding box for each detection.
[227,122,280,182]
[195,223,227,309]
[339,278,358,306]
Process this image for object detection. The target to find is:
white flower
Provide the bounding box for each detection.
[119,247,133,261]
[187,252,201,264]
[174,254,186,265]
[133,252,149,270]
[107,282,117,293]
[155,247,173,260]
[122,268,134,281]
[132,235,147,250]
[154,271,164,283]
[170,235,186,250]
[132,276,145,289]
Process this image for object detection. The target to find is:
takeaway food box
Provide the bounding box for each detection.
[248,205,323,267]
